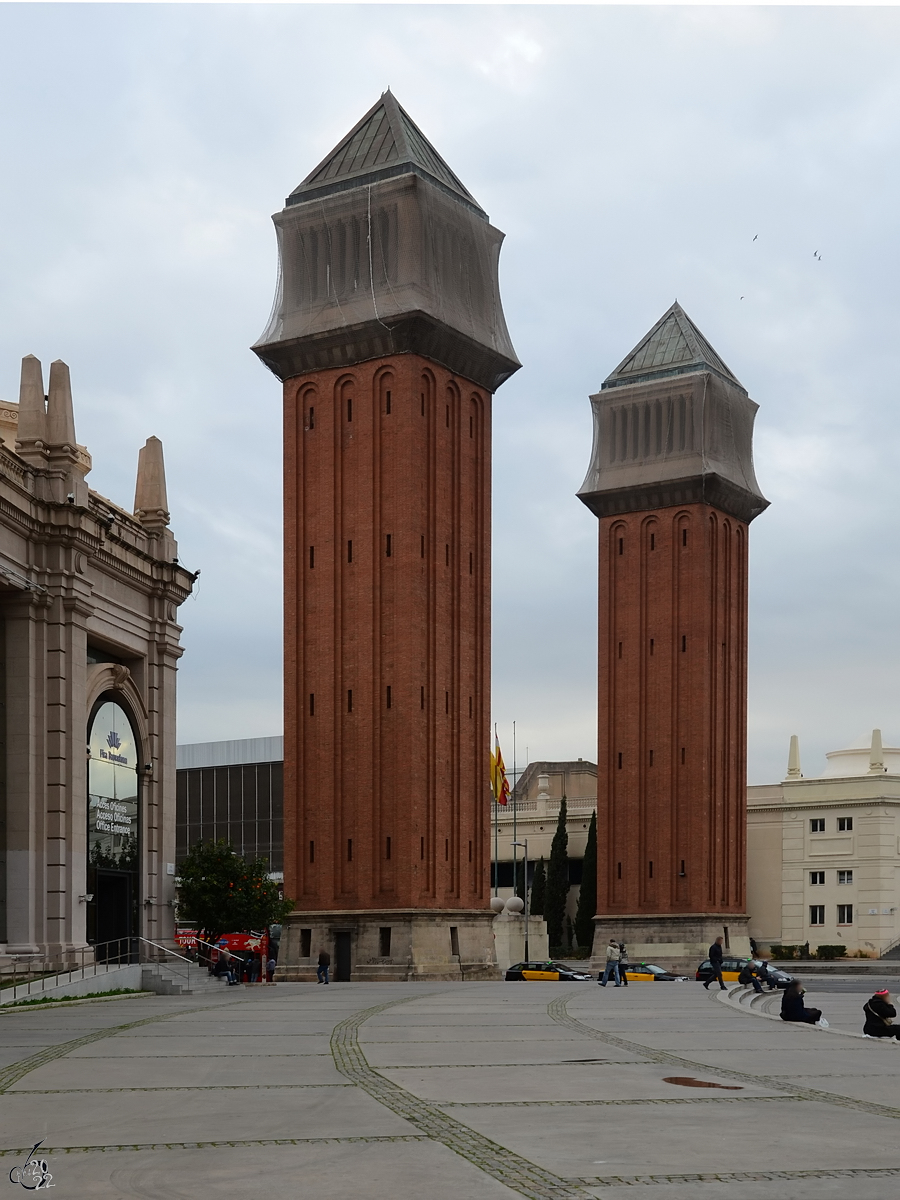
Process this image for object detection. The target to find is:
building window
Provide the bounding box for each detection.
[348,540,353,563]
[810,818,825,833]
[809,871,825,886]
[618,537,623,555]
[650,533,655,550]
[386,534,392,557]
[468,696,473,717]
[379,927,391,956]
[309,693,315,716]
[468,840,472,863]
[445,838,449,861]
[618,642,623,659]
[420,836,425,860]
[682,529,688,546]
[309,546,315,568]
[386,686,392,709]
[681,635,686,652]
[617,862,622,879]
[347,838,353,862]
[809,905,825,926]
[838,817,853,832]
[469,551,473,574]
[347,397,352,422]
[470,414,474,437]
[446,405,450,427]
[837,904,853,925]
[308,406,315,430]
[421,535,425,558]
[681,747,686,765]
[650,638,654,655]
[617,752,623,769]
[421,392,425,416]
[347,690,353,713]
[649,860,653,878]
[649,750,654,766]
[420,686,425,710]
[309,840,315,864]
[385,390,391,415]
[838,870,853,885]
[445,544,450,565]
[445,691,449,713]
[450,926,460,957]
[300,928,312,957]
[386,837,391,860]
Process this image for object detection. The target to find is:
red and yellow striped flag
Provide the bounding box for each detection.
[491,736,510,806]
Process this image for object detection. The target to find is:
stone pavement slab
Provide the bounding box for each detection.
[65,1033,331,1056]
[9,1052,344,1091]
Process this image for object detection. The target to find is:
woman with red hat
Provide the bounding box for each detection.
[863,989,900,1040]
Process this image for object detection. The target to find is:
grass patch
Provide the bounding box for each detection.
[2,988,144,1008]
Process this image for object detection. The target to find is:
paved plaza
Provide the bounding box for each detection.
[1,976,899,1198]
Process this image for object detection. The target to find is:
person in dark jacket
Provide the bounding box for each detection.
[780,980,821,1024]
[703,936,727,990]
[863,989,900,1039]
[738,961,763,994]
[317,948,331,985]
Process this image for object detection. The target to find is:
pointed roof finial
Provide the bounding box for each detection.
[47,359,77,446]
[16,354,47,455]
[134,436,170,528]
[602,301,745,392]
[868,728,885,775]
[786,734,802,780]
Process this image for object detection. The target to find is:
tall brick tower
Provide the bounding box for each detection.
[253,93,519,980]
[577,303,768,966]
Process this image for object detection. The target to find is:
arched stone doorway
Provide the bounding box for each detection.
[86,694,143,959]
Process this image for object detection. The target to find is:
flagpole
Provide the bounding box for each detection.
[492,726,499,897]
[512,720,517,899]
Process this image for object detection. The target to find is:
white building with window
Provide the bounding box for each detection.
[747,730,900,956]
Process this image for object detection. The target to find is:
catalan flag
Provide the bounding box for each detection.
[491,734,511,806]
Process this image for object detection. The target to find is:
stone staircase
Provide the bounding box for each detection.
[140,962,230,997]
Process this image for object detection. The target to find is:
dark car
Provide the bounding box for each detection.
[695,956,793,989]
[624,963,686,982]
[505,961,593,982]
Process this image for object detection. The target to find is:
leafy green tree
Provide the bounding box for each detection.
[176,839,294,949]
[529,857,546,917]
[545,796,569,948]
[574,811,597,951]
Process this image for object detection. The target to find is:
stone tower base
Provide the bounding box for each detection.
[591,914,752,975]
[277,909,501,982]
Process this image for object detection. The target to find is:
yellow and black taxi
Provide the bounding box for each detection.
[695,957,793,988]
[622,963,686,982]
[505,961,594,982]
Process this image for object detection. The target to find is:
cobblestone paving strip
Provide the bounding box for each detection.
[331,993,592,1200]
[18,1083,354,1094]
[0,1005,227,1095]
[574,1167,900,1187]
[548,994,900,1121]
[0,1136,428,1156]
[437,1095,805,1107]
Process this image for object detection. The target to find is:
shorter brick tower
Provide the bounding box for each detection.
[578,303,768,966]
[253,93,519,980]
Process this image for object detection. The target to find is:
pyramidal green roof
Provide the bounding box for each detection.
[603,302,744,391]
[287,91,484,216]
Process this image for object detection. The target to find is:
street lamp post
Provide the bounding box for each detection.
[512,839,529,961]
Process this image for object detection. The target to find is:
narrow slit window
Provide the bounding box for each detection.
[468,696,473,717]
[347,689,353,713]
[379,927,391,956]
[649,860,654,879]
[681,747,686,764]
[386,534,392,557]
[649,750,654,766]
[420,685,425,710]
[420,836,425,860]
[617,752,623,769]
[682,529,687,546]
[386,837,392,860]
[347,839,353,862]
[446,405,450,427]
[301,928,312,956]
[385,389,391,414]
[445,691,449,713]
[421,392,425,416]
[618,641,623,659]
[445,544,450,565]
[347,540,353,563]
[468,840,472,863]
[680,860,685,876]
[469,551,473,574]
[445,838,449,861]
[618,537,624,555]
[309,841,315,864]
[650,638,655,655]
[650,532,655,550]
[681,635,686,652]
[469,414,474,437]
[309,546,315,569]
[617,862,622,880]
[347,397,352,422]
[386,686,392,709]
[308,406,315,430]
[421,535,425,558]
[309,693,315,717]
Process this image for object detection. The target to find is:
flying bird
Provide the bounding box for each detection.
[752,235,758,241]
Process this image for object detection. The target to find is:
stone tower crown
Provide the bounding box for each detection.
[252,91,520,392]
[577,302,769,525]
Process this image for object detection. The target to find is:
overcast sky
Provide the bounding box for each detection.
[1,4,899,784]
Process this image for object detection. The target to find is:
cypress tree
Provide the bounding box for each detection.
[514,857,526,901]
[574,811,597,951]
[545,795,569,949]
[530,858,546,916]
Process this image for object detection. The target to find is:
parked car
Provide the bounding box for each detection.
[624,963,686,982]
[505,961,593,982]
[695,957,794,988]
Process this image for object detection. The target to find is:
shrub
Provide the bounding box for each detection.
[814,945,846,960]
[769,945,797,960]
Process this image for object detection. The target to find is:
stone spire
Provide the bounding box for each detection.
[134,436,170,528]
[15,354,48,465]
[786,734,802,780]
[868,728,885,775]
[46,360,77,446]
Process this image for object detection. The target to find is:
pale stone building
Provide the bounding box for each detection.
[494,760,598,926]
[748,730,900,957]
[0,356,193,960]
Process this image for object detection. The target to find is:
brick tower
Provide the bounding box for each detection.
[253,93,519,980]
[577,303,768,966]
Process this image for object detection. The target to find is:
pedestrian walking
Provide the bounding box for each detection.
[780,980,822,1025]
[618,942,629,987]
[703,936,727,990]
[863,990,900,1040]
[317,948,331,985]
[598,938,622,987]
[266,956,277,983]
